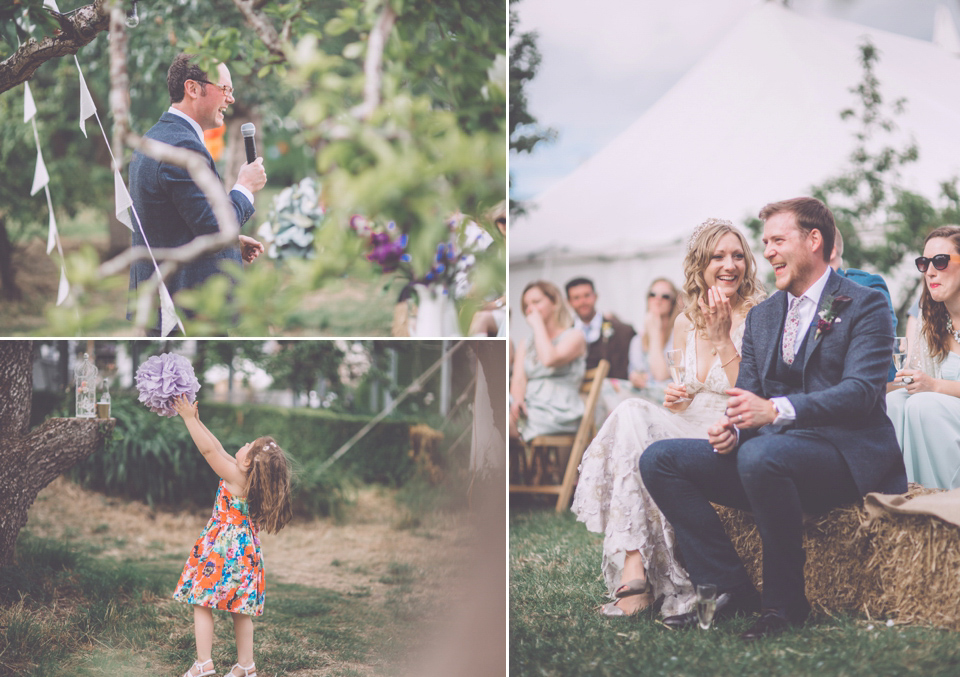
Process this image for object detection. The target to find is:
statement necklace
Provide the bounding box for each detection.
[948,316,960,344]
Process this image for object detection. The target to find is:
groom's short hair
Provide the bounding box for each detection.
[759,197,836,263]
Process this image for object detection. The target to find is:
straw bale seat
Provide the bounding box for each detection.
[712,484,960,629]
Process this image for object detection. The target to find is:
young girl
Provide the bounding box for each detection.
[171,394,293,677]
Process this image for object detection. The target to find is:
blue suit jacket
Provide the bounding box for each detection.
[737,269,907,495]
[127,112,255,329]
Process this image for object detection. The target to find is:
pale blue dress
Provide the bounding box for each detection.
[520,328,586,441]
[886,350,960,490]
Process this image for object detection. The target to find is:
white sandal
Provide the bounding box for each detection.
[182,659,215,677]
[227,663,257,677]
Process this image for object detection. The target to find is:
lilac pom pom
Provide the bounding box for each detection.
[135,353,201,417]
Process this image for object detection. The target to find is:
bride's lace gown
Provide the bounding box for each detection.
[571,323,743,616]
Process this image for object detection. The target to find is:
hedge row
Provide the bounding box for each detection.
[69,394,420,513]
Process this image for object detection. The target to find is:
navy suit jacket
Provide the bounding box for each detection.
[127,112,255,329]
[737,269,907,496]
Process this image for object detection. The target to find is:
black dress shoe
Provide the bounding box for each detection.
[661,590,761,630]
[739,609,795,640]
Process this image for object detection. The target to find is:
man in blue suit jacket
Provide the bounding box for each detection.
[640,198,906,639]
[128,53,266,335]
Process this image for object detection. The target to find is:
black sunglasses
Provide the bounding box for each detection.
[648,292,674,301]
[915,254,960,273]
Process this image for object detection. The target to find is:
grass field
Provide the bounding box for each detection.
[510,505,960,677]
[0,478,481,677]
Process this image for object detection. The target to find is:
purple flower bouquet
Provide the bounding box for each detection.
[135,353,201,417]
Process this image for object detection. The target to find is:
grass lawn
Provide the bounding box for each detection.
[0,479,481,677]
[510,504,960,677]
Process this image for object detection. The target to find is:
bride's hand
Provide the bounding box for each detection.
[698,286,732,346]
[663,382,691,411]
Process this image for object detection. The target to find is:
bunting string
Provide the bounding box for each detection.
[22,11,184,335]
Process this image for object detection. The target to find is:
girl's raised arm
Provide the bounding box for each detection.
[172,395,246,487]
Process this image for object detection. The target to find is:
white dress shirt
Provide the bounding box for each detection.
[167,107,254,205]
[770,266,833,424]
[574,311,603,344]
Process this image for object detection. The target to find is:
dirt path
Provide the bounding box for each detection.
[26,477,471,605]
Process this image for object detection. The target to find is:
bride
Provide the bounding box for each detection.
[571,218,766,617]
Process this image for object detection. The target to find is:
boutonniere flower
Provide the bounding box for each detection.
[602,320,614,341]
[814,294,852,340]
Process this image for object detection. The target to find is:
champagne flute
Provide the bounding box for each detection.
[666,349,690,401]
[696,584,718,630]
[893,337,908,387]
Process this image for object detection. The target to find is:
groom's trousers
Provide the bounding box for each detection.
[639,430,860,619]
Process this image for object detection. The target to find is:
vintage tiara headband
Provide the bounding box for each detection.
[686,217,735,254]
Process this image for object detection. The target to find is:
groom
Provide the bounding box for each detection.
[639,197,906,639]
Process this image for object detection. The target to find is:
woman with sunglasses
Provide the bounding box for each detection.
[624,278,683,402]
[886,225,960,489]
[572,218,765,617]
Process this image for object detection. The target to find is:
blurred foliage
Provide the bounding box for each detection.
[745,38,960,319]
[66,393,421,514]
[6,0,505,336]
[508,0,555,216]
[265,340,346,406]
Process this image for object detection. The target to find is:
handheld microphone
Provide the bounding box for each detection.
[240,123,257,163]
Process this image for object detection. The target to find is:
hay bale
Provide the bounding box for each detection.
[712,484,960,629]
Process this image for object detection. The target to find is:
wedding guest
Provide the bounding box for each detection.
[829,227,897,381]
[887,225,960,489]
[565,278,636,380]
[509,281,587,443]
[640,197,906,640]
[572,218,765,617]
[128,54,266,335]
[625,277,683,403]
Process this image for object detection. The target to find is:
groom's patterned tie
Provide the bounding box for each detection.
[782,296,804,365]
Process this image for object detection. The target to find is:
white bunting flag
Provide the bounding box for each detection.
[56,265,70,305]
[47,208,58,254]
[24,82,37,123]
[31,148,49,195]
[78,66,96,137]
[159,284,184,337]
[114,170,134,230]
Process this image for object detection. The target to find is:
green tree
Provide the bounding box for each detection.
[5,0,505,336]
[508,0,555,215]
[746,38,958,318]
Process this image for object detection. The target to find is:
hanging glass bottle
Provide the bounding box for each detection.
[98,378,112,419]
[74,353,98,418]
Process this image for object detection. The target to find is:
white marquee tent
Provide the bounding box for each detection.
[510,2,960,338]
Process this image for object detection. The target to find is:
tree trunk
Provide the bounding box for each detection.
[0,214,21,301]
[0,341,116,566]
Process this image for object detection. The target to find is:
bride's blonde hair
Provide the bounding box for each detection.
[682,218,765,334]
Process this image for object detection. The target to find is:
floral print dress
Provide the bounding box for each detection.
[174,479,265,616]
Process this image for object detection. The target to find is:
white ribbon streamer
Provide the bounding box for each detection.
[57,265,70,305]
[47,209,58,255]
[77,62,97,138]
[114,170,134,230]
[31,147,49,195]
[24,81,36,122]
[159,284,184,336]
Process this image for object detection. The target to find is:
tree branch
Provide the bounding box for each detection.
[231,0,286,60]
[0,1,109,95]
[351,4,397,121]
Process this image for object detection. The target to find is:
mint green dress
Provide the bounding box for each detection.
[520,329,586,441]
[886,346,960,490]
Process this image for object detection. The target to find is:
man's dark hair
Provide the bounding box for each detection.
[564,277,595,298]
[167,54,209,104]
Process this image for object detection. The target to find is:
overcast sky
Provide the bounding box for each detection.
[511,0,960,201]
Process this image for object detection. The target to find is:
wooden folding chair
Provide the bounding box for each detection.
[509,359,610,512]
